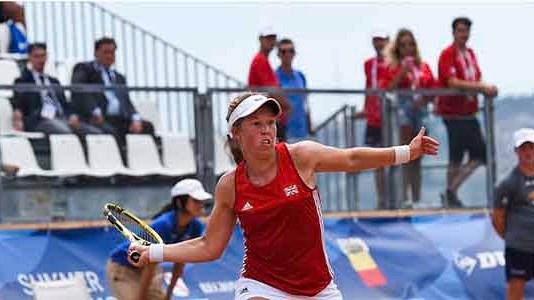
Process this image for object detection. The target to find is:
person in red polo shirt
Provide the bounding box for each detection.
[359,29,389,209]
[247,25,291,141]
[437,17,498,208]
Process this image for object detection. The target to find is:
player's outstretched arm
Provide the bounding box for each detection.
[297,127,439,173]
[128,173,237,267]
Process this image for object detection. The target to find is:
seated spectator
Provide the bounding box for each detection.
[0,2,27,54]
[275,38,310,143]
[382,28,436,208]
[71,37,154,144]
[12,43,102,135]
[437,17,498,208]
[248,25,291,141]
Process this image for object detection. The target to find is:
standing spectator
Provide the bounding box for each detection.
[12,43,101,135]
[275,38,310,142]
[359,30,389,209]
[383,28,436,208]
[437,17,498,207]
[492,128,534,300]
[247,25,291,141]
[0,1,27,54]
[71,37,154,144]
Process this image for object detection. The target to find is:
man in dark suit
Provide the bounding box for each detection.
[12,42,101,135]
[71,37,154,143]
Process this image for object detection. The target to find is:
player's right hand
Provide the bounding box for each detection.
[127,242,150,267]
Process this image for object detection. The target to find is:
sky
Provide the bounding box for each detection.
[96,1,534,123]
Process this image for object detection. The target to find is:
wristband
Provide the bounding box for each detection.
[149,244,164,262]
[393,145,410,165]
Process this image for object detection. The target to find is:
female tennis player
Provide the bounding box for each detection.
[107,178,211,300]
[129,92,439,300]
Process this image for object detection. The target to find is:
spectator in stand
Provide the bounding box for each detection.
[0,1,27,54]
[358,30,389,209]
[275,38,310,143]
[247,25,291,141]
[12,43,101,135]
[71,37,154,144]
[437,17,498,208]
[383,28,436,208]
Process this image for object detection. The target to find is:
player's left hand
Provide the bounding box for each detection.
[127,242,150,268]
[409,127,439,160]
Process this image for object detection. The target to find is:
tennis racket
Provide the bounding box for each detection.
[103,203,163,263]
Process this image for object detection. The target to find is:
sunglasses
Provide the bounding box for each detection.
[279,48,295,54]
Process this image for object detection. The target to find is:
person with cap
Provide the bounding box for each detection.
[492,128,534,300]
[247,25,291,142]
[128,92,439,300]
[358,29,390,209]
[106,178,211,300]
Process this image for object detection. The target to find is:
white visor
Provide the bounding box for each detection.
[227,94,281,129]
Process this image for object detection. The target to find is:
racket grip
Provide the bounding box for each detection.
[130,251,140,263]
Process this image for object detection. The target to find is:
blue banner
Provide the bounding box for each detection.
[1,214,533,299]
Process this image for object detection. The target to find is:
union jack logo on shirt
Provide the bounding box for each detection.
[284,184,299,197]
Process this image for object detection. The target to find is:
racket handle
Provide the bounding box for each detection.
[130,251,140,263]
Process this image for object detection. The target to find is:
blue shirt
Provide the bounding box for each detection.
[109,210,204,267]
[275,67,309,139]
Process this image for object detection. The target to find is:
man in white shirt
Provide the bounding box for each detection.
[12,42,101,135]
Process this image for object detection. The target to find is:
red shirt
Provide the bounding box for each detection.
[383,61,435,90]
[247,52,287,124]
[247,52,279,87]
[437,44,482,117]
[363,56,388,127]
[234,143,333,296]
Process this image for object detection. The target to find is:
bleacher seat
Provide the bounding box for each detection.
[55,59,77,86]
[133,99,164,136]
[0,136,57,177]
[126,134,188,176]
[0,59,20,98]
[49,134,111,177]
[214,135,235,175]
[32,273,91,300]
[161,134,197,176]
[85,134,140,176]
[0,97,45,139]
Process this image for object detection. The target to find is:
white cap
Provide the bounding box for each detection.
[227,94,281,129]
[514,128,534,148]
[259,25,277,37]
[371,29,389,39]
[171,179,212,201]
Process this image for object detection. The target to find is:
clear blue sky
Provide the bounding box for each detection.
[98,2,534,122]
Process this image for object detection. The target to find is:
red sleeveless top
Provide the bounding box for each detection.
[234,143,333,296]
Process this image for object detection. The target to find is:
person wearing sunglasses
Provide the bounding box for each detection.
[275,38,310,143]
[382,28,436,209]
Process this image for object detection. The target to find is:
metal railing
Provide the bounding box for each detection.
[0,84,504,223]
[22,2,244,90]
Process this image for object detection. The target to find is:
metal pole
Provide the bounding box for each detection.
[484,96,496,208]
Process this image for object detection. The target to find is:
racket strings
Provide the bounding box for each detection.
[115,211,159,244]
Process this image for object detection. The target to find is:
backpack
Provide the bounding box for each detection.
[7,20,28,54]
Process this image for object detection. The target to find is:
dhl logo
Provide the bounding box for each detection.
[337,238,387,288]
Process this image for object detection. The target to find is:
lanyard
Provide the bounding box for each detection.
[458,49,476,81]
[32,71,52,99]
[371,57,378,89]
